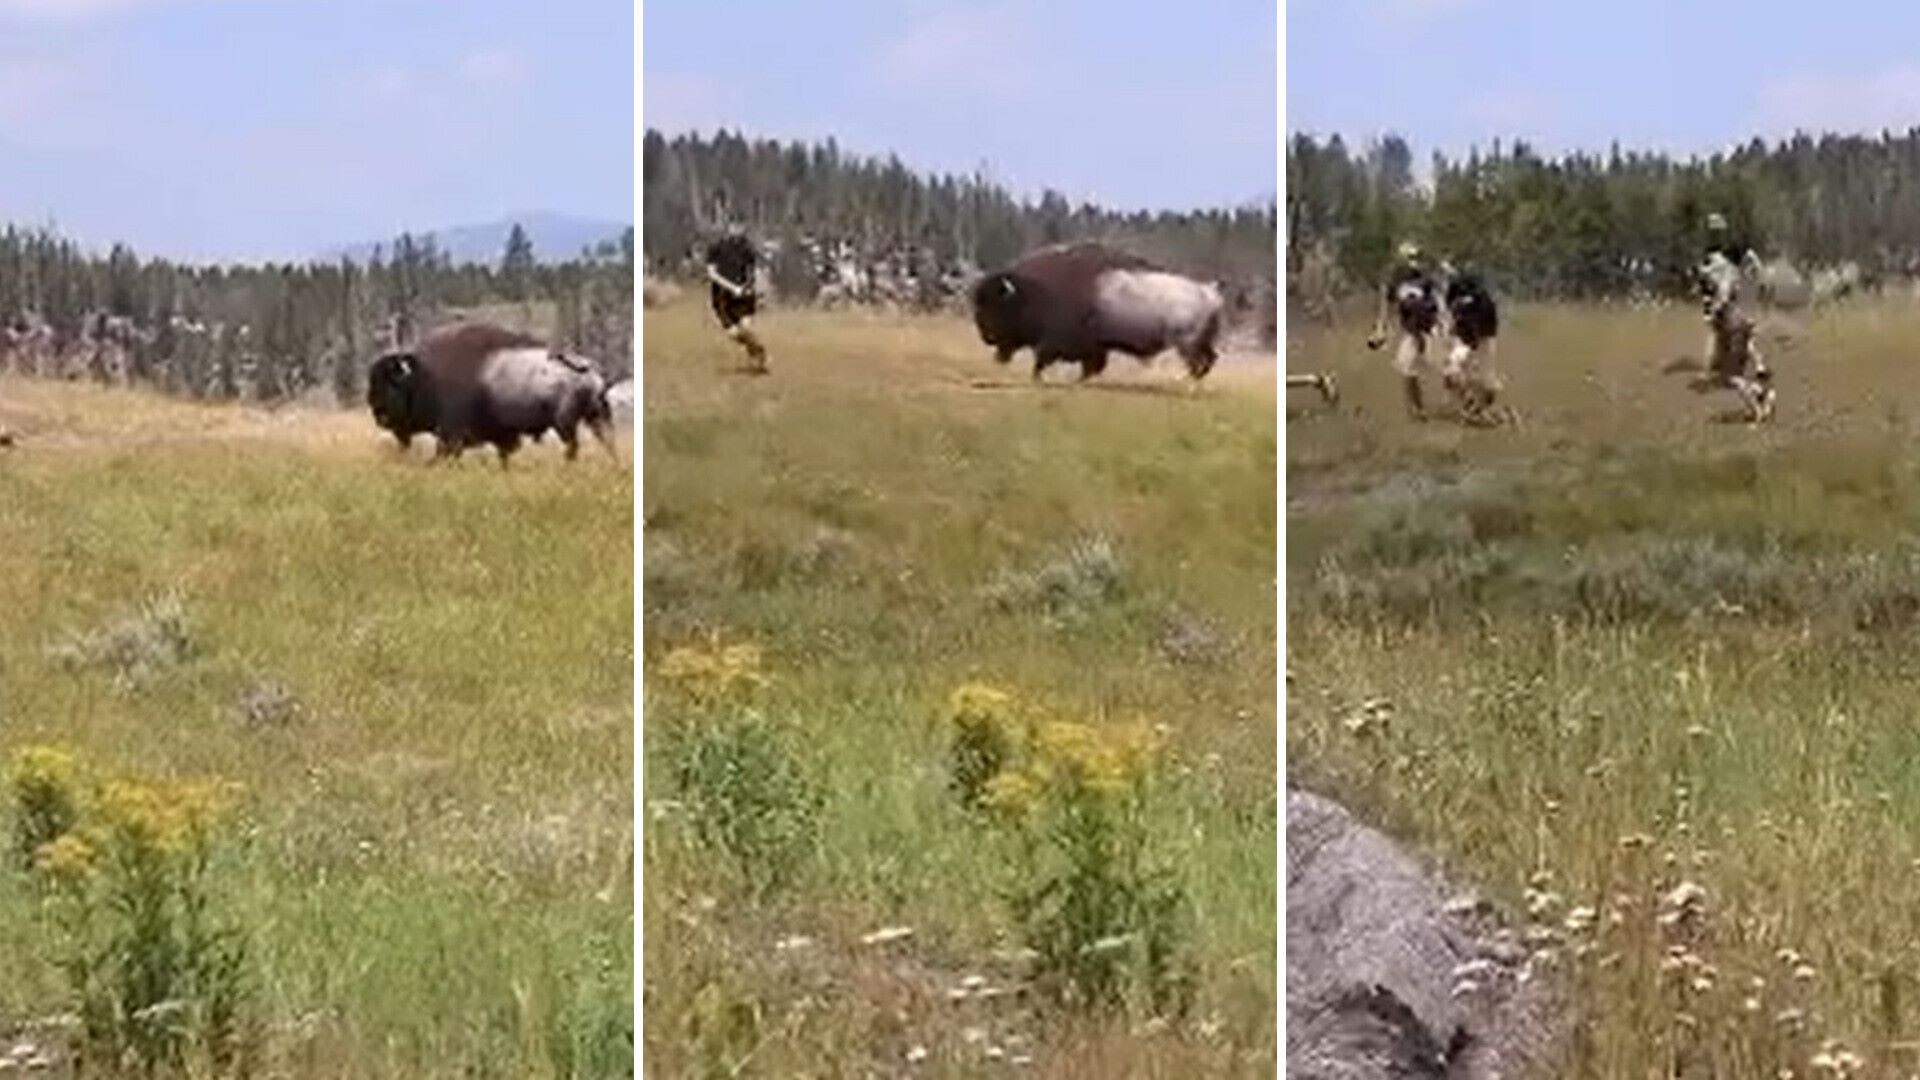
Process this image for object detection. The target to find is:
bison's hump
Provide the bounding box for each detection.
[419,321,545,356]
[1011,241,1162,278]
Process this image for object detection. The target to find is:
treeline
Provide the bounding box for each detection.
[643,128,1277,299]
[1288,130,1920,300]
[0,225,634,404]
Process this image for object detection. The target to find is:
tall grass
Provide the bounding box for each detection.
[1289,296,1920,1077]
[0,376,633,1077]
[643,299,1277,1076]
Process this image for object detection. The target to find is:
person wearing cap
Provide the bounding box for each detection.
[1694,214,1774,422]
[1438,258,1504,424]
[704,231,770,374]
[1367,240,1443,419]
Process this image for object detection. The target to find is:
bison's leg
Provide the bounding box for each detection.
[1183,344,1218,380]
[557,421,582,461]
[1178,323,1221,380]
[494,434,523,469]
[589,417,618,464]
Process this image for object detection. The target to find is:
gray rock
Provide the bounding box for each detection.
[1287,790,1559,1079]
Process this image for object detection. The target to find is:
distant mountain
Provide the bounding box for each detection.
[322,212,630,266]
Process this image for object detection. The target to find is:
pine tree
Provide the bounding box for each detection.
[500,222,536,302]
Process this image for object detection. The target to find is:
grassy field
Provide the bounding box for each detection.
[1288,297,1920,1077]
[641,299,1277,1076]
[0,375,633,1077]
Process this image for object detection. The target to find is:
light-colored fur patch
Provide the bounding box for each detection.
[478,347,604,428]
[1092,270,1223,350]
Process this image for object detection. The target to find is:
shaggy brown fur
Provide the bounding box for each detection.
[971,241,1222,381]
[366,321,613,467]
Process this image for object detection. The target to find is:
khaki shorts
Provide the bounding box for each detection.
[1392,331,1431,377]
[1444,338,1500,390]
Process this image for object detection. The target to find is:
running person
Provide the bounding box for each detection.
[1699,212,1761,368]
[1439,259,1504,423]
[1695,218,1775,423]
[1367,240,1443,419]
[705,232,769,373]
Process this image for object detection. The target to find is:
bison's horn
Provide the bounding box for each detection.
[999,277,1015,297]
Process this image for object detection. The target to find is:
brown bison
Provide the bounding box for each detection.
[970,242,1226,381]
[366,322,616,467]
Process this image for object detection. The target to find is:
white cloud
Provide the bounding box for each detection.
[1462,89,1559,135]
[1371,0,1484,24]
[0,0,165,20]
[1758,65,1920,137]
[876,3,1035,99]
[0,47,115,147]
[642,70,740,133]
[459,47,524,90]
[354,64,416,104]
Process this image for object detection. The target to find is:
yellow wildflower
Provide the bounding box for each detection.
[947,683,1015,727]
[8,744,82,799]
[1031,720,1159,797]
[96,776,231,856]
[33,832,99,883]
[657,633,768,705]
[983,768,1044,820]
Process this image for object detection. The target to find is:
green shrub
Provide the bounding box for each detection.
[939,686,1195,1016]
[655,635,820,897]
[9,746,254,1076]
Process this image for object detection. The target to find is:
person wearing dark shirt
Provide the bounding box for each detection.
[1702,212,1756,266]
[1367,240,1442,418]
[1440,261,1504,423]
[704,232,769,374]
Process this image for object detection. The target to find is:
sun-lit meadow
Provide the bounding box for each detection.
[0,372,633,1077]
[642,298,1277,1077]
[1288,296,1920,1077]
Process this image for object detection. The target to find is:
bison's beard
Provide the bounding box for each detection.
[368,377,429,441]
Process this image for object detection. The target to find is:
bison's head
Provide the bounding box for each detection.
[970,272,1028,361]
[366,351,435,446]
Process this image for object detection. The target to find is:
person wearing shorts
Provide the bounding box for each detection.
[1441,260,1502,423]
[1368,241,1442,418]
[705,232,769,373]
[1696,247,1775,422]
[1700,213,1760,370]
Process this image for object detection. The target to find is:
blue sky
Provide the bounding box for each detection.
[0,0,632,263]
[1289,0,1920,169]
[644,0,1277,213]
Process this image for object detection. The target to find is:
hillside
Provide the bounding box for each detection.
[324,212,632,266]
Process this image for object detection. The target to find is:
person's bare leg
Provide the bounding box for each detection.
[729,317,769,374]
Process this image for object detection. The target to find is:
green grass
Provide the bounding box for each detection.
[0,377,633,1077]
[1288,296,1920,1077]
[643,299,1276,1077]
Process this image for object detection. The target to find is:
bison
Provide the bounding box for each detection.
[970,242,1226,382]
[366,321,617,467]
